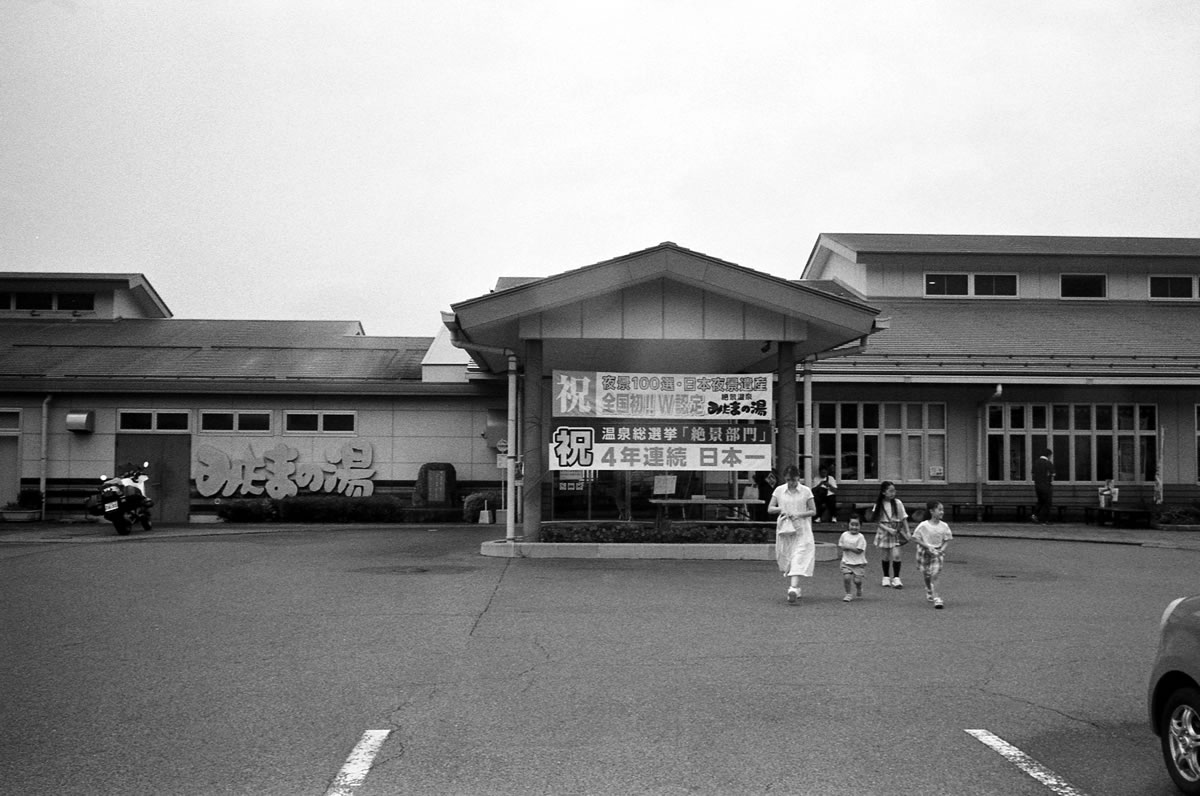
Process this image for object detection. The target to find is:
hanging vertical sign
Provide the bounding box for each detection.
[549,371,773,471]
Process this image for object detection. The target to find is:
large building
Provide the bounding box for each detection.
[800,234,1200,515]
[2,234,1198,535]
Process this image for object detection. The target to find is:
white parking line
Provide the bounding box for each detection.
[325,729,391,796]
[966,729,1087,796]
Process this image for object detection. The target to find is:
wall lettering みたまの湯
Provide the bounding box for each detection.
[194,441,376,498]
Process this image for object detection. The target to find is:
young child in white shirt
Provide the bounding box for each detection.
[838,517,868,602]
[912,501,953,609]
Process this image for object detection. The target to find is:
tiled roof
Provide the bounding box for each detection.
[814,299,1200,381]
[0,319,434,387]
[793,279,867,301]
[818,233,1200,258]
[861,299,1199,357]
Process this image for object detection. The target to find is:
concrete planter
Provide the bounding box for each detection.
[481,540,840,561]
[1,510,41,522]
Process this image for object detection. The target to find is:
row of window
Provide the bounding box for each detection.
[985,403,1158,484]
[0,291,95,311]
[0,403,1192,485]
[813,401,1161,484]
[811,402,947,484]
[0,408,357,434]
[117,410,356,434]
[925,273,1198,299]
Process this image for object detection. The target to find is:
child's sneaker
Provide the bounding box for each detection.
[892,578,903,589]
[934,597,944,609]
[926,590,935,602]
[787,588,800,604]
[882,577,892,587]
[843,594,853,602]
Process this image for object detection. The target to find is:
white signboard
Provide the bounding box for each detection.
[548,421,772,471]
[553,370,772,420]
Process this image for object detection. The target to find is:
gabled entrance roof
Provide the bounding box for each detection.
[445,242,882,374]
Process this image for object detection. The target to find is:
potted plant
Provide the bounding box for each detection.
[1,489,42,522]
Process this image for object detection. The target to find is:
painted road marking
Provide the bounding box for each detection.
[325,729,391,796]
[966,729,1087,796]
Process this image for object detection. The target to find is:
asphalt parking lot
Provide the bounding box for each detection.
[2,519,1198,795]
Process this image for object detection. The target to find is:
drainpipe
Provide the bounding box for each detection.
[976,384,1004,508]
[441,313,519,543]
[802,359,814,484]
[40,394,52,520]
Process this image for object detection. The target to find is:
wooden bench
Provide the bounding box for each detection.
[1013,504,1077,523]
[951,503,993,521]
[852,502,922,522]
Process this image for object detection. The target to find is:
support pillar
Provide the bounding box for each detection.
[803,358,814,484]
[521,339,544,541]
[776,341,798,477]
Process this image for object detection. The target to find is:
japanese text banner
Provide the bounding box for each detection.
[549,422,773,471]
[553,370,772,420]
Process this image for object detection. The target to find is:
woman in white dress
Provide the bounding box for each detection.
[768,464,816,604]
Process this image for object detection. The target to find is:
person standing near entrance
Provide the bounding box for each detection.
[1032,449,1055,524]
[768,465,816,604]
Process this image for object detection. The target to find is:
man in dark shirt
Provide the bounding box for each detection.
[1032,449,1055,524]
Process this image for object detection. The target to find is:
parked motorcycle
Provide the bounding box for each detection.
[86,462,153,535]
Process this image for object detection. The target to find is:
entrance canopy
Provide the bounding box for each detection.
[443,242,884,539]
[444,242,882,374]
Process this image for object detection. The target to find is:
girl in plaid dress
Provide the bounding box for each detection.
[912,500,953,609]
[872,481,910,588]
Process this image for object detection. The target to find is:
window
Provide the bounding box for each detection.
[118,410,191,432]
[1150,276,1195,299]
[120,412,153,430]
[156,413,189,431]
[56,293,95,311]
[925,274,968,296]
[0,410,19,430]
[987,402,1156,483]
[322,413,355,432]
[814,401,946,482]
[925,273,1017,297]
[200,411,272,433]
[284,411,356,433]
[1060,274,1106,298]
[1,291,97,312]
[14,292,53,310]
[974,274,1017,296]
[238,412,271,432]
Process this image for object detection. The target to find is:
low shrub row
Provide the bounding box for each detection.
[1153,503,1200,526]
[539,522,774,544]
[214,495,466,524]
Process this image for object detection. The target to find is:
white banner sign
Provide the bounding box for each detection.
[553,370,772,420]
[549,422,772,471]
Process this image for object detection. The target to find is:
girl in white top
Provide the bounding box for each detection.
[912,500,953,609]
[768,464,816,604]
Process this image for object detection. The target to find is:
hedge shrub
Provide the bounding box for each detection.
[1153,503,1200,526]
[214,495,460,524]
[540,522,773,544]
[462,491,503,523]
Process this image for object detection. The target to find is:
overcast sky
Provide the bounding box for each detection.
[2,0,1198,337]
